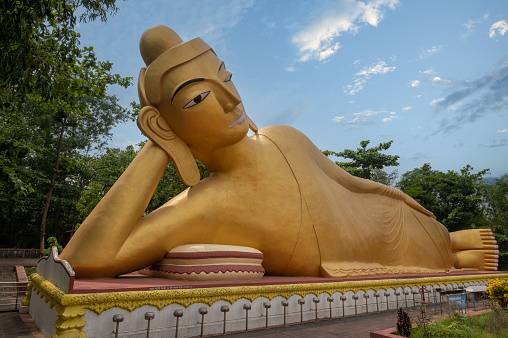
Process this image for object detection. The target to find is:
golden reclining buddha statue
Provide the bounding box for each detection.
[60,25,499,279]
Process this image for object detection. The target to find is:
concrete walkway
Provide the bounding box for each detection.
[0,259,43,338]
[226,310,406,338]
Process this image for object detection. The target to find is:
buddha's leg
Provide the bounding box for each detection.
[451,229,499,270]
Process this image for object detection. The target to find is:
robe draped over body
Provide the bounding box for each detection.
[258,125,455,277]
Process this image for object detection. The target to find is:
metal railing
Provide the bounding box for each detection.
[0,281,29,311]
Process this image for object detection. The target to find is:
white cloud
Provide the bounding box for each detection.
[461,15,488,39]
[285,66,295,72]
[382,115,398,122]
[449,102,462,110]
[489,20,508,38]
[416,94,423,99]
[410,80,420,87]
[430,76,453,86]
[356,60,395,76]
[291,0,399,62]
[430,97,444,105]
[318,43,341,61]
[353,109,385,117]
[353,59,361,65]
[334,109,389,125]
[345,60,396,95]
[420,68,434,75]
[401,106,412,111]
[419,45,442,59]
[497,129,507,133]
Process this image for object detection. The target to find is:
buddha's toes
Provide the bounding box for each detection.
[451,229,499,270]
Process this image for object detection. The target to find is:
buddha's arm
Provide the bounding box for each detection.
[60,140,170,270]
[314,150,436,218]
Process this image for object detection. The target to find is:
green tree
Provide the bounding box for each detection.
[1,0,130,196]
[0,93,132,251]
[323,140,400,183]
[479,175,508,270]
[397,164,489,232]
[1,1,133,255]
[1,0,120,100]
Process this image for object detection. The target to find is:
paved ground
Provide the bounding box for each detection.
[1,259,42,338]
[0,258,493,337]
[227,310,406,338]
[0,312,41,338]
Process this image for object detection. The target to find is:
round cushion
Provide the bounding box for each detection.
[140,244,265,281]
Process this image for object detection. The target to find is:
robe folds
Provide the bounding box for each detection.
[258,125,455,277]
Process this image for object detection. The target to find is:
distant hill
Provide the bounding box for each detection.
[482,176,501,184]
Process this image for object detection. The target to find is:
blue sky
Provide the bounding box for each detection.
[76,0,508,178]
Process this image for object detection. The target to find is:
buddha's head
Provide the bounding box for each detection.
[137,25,257,186]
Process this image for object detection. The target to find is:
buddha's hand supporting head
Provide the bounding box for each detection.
[137,25,258,186]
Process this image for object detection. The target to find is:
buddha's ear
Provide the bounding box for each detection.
[137,106,200,186]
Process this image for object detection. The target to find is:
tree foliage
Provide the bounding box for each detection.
[323,140,400,183]
[397,164,489,232]
[0,93,131,249]
[1,0,122,100]
[0,0,133,254]
[479,175,508,270]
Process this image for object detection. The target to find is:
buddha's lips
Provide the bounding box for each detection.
[229,111,245,128]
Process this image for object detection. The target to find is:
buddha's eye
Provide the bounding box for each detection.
[224,74,232,82]
[183,91,210,109]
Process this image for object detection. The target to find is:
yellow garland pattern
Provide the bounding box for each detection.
[28,273,508,315]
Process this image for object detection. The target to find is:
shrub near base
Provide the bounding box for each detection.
[486,278,508,309]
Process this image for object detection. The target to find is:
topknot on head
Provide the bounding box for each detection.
[139,25,183,66]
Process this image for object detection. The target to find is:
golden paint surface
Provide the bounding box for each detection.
[60,26,499,279]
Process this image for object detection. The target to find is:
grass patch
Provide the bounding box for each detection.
[411,309,508,338]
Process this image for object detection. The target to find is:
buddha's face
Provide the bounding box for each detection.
[158,51,249,150]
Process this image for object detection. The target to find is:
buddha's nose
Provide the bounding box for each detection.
[216,84,241,113]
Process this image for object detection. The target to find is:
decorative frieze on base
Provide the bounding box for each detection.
[27,271,508,337]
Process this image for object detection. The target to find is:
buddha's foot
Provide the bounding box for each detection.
[451,229,499,270]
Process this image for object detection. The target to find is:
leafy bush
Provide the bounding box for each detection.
[43,236,63,255]
[486,278,508,309]
[413,305,432,337]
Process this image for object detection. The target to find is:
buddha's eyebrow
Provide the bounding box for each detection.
[171,78,205,105]
[218,62,225,73]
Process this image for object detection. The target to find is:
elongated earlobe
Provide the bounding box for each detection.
[137,106,200,186]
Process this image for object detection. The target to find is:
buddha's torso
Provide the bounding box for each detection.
[152,131,311,274]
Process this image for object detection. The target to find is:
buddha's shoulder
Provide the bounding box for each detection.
[256,125,313,146]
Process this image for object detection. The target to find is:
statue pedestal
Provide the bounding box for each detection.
[27,249,508,337]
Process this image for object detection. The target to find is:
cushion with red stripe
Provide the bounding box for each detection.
[139,244,265,281]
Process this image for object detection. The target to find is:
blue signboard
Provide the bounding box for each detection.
[448,294,466,311]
